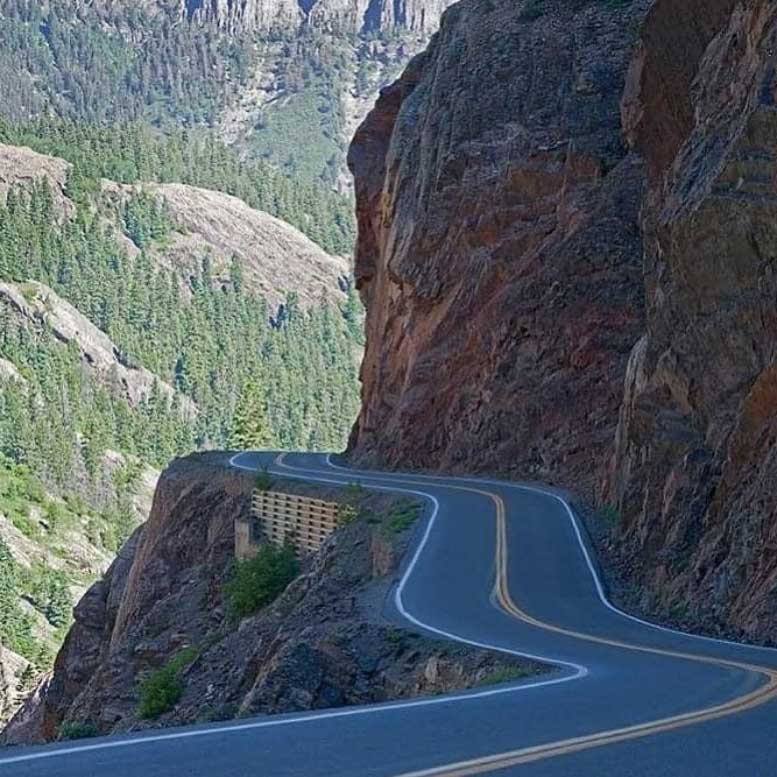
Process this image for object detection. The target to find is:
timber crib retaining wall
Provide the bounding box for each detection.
[235,490,341,559]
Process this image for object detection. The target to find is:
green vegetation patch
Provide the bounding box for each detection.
[224,544,299,619]
[0,534,37,661]
[137,646,200,720]
[22,564,72,629]
[601,504,622,526]
[476,666,533,687]
[254,469,274,493]
[121,190,176,250]
[384,500,423,535]
[58,721,99,741]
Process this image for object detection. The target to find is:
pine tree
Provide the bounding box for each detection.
[231,380,273,451]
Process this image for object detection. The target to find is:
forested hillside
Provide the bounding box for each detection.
[0,0,450,725]
[0,119,355,255]
[0,120,362,720]
[0,0,453,188]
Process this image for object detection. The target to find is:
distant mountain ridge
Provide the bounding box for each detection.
[0,0,456,186]
[105,0,453,34]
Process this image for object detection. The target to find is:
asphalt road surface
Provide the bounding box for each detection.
[2,451,777,777]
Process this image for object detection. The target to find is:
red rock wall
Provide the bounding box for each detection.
[609,0,777,641]
[347,0,650,490]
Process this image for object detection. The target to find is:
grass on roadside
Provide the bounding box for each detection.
[476,666,533,687]
[223,543,299,619]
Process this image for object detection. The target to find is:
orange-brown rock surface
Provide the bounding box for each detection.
[347,0,650,489]
[608,0,777,641]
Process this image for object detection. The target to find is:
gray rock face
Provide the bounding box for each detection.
[606,0,777,641]
[178,0,453,34]
[0,647,30,726]
[309,0,452,34]
[0,358,25,386]
[0,144,73,218]
[0,281,193,413]
[182,0,302,33]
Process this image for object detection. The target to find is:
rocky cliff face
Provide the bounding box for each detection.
[607,0,777,641]
[349,0,777,642]
[2,454,538,743]
[0,281,191,412]
[348,0,649,489]
[179,0,450,34]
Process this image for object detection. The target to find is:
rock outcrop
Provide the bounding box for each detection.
[101,181,349,310]
[181,0,301,32]
[2,454,540,743]
[0,281,191,412]
[0,357,25,386]
[178,0,452,35]
[606,0,777,641]
[0,647,29,727]
[309,0,452,34]
[347,0,649,490]
[0,143,72,217]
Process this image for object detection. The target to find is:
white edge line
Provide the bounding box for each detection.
[324,453,777,655]
[0,452,585,767]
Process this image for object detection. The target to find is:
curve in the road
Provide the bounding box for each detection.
[275,453,777,776]
[2,451,777,777]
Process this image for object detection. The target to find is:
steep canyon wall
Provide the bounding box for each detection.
[349,0,777,640]
[348,0,650,491]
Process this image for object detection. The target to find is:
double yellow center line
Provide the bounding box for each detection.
[276,456,777,776]
[396,490,777,776]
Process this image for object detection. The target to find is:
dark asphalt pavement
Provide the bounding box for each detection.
[2,452,777,777]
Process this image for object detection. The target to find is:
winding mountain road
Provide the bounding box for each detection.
[2,452,777,776]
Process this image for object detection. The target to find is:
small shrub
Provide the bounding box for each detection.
[386,627,403,646]
[23,565,72,628]
[197,703,238,723]
[343,482,366,504]
[224,544,298,618]
[385,501,422,535]
[255,469,273,492]
[601,504,622,525]
[337,503,358,526]
[10,511,37,539]
[58,721,99,741]
[137,646,199,720]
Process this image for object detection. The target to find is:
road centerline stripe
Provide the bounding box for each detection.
[273,454,777,776]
